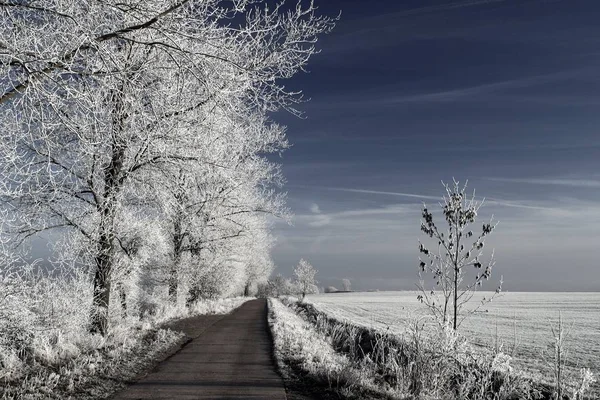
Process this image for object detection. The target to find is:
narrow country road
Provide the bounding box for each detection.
[113,299,287,399]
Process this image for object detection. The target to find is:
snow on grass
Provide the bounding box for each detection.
[277,297,556,400]
[0,280,250,400]
[307,291,600,398]
[0,325,184,400]
[190,296,250,315]
[152,296,250,325]
[268,297,394,399]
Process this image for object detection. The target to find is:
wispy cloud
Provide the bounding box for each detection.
[487,177,600,188]
[309,214,332,228]
[321,187,440,201]
[320,204,416,219]
[379,69,587,104]
[307,202,332,227]
[391,0,507,18]
[301,203,417,228]
[484,198,556,211]
[318,0,576,61]
[300,186,557,211]
[304,69,589,111]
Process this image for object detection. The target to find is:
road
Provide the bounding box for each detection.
[113,299,287,399]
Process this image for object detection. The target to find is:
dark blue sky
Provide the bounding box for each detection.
[271,0,600,291]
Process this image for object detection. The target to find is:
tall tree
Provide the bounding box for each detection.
[0,0,335,334]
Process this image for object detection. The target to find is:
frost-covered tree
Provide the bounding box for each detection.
[267,273,293,298]
[111,210,170,317]
[0,0,335,334]
[293,258,317,301]
[156,110,288,303]
[417,180,502,330]
[241,232,277,297]
[185,212,277,302]
[341,278,351,291]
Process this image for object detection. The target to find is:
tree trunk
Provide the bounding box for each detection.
[244,281,251,297]
[168,264,178,302]
[169,209,184,302]
[118,283,127,318]
[90,85,126,335]
[186,285,200,307]
[186,245,204,307]
[443,296,449,325]
[453,219,460,331]
[91,230,113,335]
[453,266,458,330]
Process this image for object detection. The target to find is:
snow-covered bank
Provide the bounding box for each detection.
[267,297,392,399]
[272,297,597,400]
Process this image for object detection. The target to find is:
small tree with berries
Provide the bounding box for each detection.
[417,180,502,330]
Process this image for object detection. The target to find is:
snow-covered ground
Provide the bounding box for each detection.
[307,291,600,389]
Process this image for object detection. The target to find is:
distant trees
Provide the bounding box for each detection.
[257,273,293,298]
[341,278,352,292]
[293,259,318,301]
[324,286,338,293]
[417,180,502,330]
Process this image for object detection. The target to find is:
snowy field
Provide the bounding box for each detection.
[307,291,600,385]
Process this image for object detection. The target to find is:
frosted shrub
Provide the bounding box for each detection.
[572,368,596,400]
[0,346,24,380]
[0,262,158,397]
[32,332,82,367]
[543,316,597,399]
[437,319,468,355]
[0,266,94,362]
[491,352,513,375]
[0,265,39,356]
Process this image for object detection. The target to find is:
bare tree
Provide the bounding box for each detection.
[293,258,318,301]
[417,180,502,330]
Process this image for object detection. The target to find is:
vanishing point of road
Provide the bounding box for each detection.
[113,298,287,399]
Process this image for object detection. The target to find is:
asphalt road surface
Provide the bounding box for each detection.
[113,299,287,399]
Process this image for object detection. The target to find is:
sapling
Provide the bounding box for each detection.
[417,180,502,330]
[546,313,570,400]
